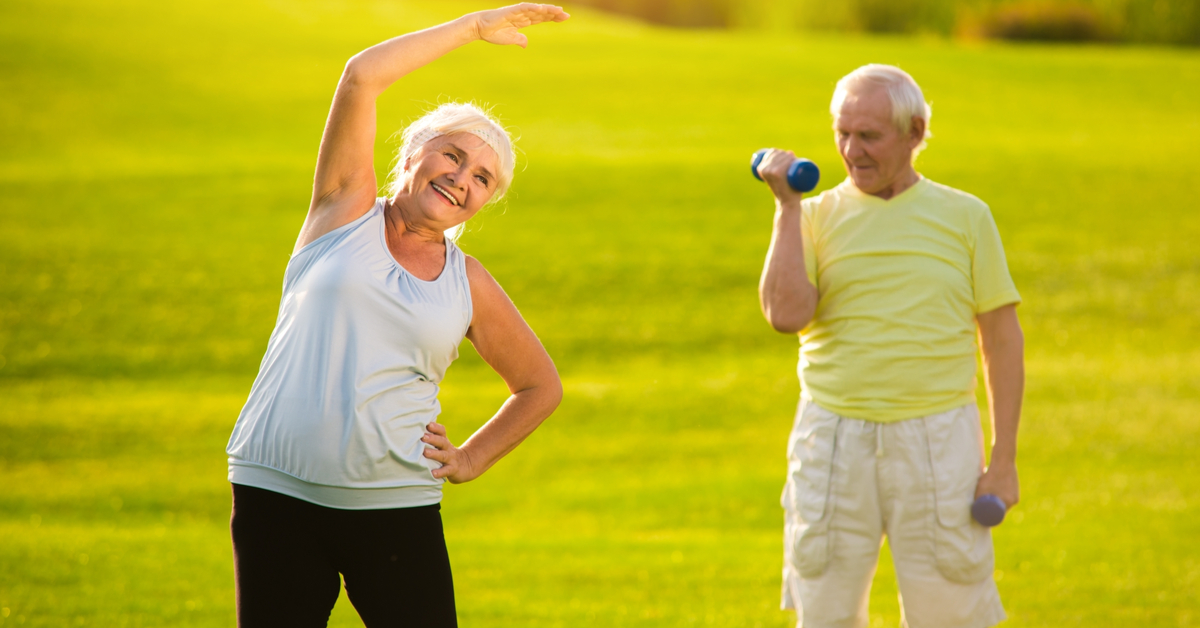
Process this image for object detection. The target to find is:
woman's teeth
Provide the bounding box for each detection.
[431,183,459,206]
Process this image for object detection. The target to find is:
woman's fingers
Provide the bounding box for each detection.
[421,421,477,483]
[422,433,453,450]
[425,447,464,481]
[424,446,451,463]
[422,422,460,477]
[430,458,456,478]
[478,3,569,46]
[507,3,569,25]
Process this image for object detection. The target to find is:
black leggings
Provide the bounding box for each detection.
[230,484,457,628]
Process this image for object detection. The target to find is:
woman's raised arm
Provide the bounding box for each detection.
[295,4,569,253]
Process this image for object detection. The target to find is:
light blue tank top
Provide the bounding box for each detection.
[226,199,472,509]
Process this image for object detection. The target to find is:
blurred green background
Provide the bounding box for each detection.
[573,0,1200,44]
[2,0,1198,626]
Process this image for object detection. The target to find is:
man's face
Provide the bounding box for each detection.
[834,86,922,198]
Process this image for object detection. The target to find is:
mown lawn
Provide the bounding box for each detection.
[1,0,1198,626]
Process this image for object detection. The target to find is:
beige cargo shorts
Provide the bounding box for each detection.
[781,399,1007,628]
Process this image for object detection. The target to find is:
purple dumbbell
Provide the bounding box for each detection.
[971,494,1007,527]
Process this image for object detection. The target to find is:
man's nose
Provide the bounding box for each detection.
[843,137,865,161]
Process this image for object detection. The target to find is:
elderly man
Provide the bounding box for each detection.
[756,64,1023,628]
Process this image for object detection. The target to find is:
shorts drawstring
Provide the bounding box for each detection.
[875,424,884,458]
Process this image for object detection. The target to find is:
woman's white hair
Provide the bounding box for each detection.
[831,64,933,157]
[386,102,516,238]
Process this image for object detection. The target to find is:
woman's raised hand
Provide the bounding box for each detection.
[473,3,569,48]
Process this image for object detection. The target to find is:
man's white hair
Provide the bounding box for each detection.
[831,64,933,157]
[386,102,516,238]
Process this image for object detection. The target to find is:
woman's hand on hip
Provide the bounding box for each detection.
[423,422,479,484]
[472,3,569,48]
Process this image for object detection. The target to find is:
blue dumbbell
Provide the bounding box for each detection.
[971,494,1007,527]
[751,149,820,193]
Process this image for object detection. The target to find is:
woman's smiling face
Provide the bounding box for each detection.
[401,133,500,230]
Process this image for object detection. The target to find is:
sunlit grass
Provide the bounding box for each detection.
[1,0,1198,626]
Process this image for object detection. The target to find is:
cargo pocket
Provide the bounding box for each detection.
[781,400,840,579]
[924,406,995,584]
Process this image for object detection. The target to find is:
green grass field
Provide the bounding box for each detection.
[2,0,1199,626]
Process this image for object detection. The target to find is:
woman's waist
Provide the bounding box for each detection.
[228,461,442,510]
[226,400,443,486]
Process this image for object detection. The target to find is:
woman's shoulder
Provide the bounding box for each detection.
[293,199,385,259]
[462,253,489,283]
[293,194,384,255]
[463,253,510,300]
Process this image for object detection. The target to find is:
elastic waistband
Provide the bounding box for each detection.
[228,461,442,511]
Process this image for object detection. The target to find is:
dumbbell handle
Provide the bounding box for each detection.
[751,149,820,193]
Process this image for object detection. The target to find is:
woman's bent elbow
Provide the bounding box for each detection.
[544,376,564,413]
[340,57,375,91]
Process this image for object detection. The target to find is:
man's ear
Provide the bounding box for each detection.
[910,115,927,146]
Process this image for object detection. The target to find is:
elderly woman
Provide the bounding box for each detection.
[224,5,568,626]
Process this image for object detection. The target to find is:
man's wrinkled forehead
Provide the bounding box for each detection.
[834,87,892,128]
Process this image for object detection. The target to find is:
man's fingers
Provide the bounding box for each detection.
[768,149,796,165]
[760,149,795,178]
[426,422,447,436]
[758,151,780,177]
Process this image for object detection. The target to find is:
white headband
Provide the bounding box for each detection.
[406,127,504,161]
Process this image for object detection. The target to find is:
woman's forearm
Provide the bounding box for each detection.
[459,382,562,476]
[345,15,481,96]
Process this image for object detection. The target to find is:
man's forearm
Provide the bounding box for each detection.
[759,203,818,333]
[978,306,1024,466]
[985,347,1022,465]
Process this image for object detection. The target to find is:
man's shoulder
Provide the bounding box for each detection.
[920,178,990,216]
[801,179,856,217]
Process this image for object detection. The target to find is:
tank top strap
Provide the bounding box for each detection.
[444,238,473,327]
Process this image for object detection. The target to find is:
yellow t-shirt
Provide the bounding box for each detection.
[799,177,1021,422]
